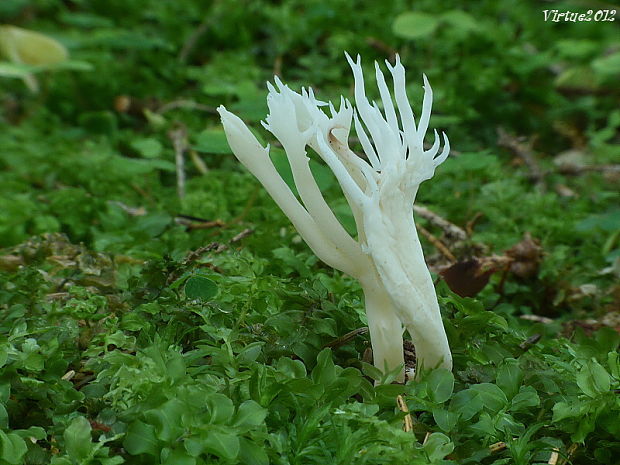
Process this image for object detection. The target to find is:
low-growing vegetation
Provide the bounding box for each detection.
[0,1,618,464]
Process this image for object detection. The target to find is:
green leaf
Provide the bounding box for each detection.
[185,276,219,301]
[510,385,540,412]
[432,408,459,432]
[50,458,73,465]
[552,400,585,422]
[206,394,235,424]
[311,348,336,385]
[0,431,27,465]
[608,351,620,379]
[184,438,204,458]
[276,357,307,379]
[576,359,611,398]
[123,420,159,456]
[440,10,478,34]
[193,129,232,154]
[426,368,454,403]
[0,383,9,403]
[237,342,264,363]
[592,52,620,78]
[14,426,46,441]
[0,405,7,430]
[450,389,484,421]
[238,437,269,465]
[64,416,92,461]
[470,383,508,413]
[144,399,186,442]
[555,39,599,59]
[392,12,439,39]
[233,400,267,431]
[308,159,335,191]
[201,430,240,460]
[422,432,454,461]
[0,62,33,78]
[496,358,523,399]
[162,448,196,465]
[131,138,163,158]
[469,412,496,436]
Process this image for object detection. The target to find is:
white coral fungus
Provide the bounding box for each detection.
[218,53,452,382]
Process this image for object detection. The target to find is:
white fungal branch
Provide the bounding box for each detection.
[218,53,452,381]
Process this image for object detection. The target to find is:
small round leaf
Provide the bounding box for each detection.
[185,276,218,301]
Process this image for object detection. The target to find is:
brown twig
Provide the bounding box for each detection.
[273,55,282,77]
[557,443,578,465]
[557,164,620,175]
[0,254,24,271]
[232,185,260,224]
[175,216,225,230]
[520,314,554,324]
[230,228,254,243]
[489,442,507,453]
[108,201,146,217]
[181,242,227,266]
[178,14,213,63]
[497,127,545,188]
[322,327,369,349]
[548,448,559,465]
[416,225,456,263]
[131,183,155,203]
[414,205,468,242]
[157,100,217,115]
[519,334,542,351]
[365,37,397,61]
[465,212,483,236]
[396,395,414,433]
[169,126,188,199]
[166,242,227,285]
[190,150,209,174]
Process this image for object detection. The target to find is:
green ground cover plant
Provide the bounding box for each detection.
[0,0,618,464]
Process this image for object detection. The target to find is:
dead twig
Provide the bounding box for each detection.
[181,242,227,266]
[157,100,217,115]
[497,127,545,188]
[273,55,282,77]
[175,215,225,230]
[414,205,468,242]
[557,164,620,175]
[416,225,456,263]
[169,126,188,199]
[519,334,542,351]
[489,442,507,453]
[108,201,146,217]
[230,228,254,243]
[365,37,397,61]
[557,443,578,465]
[61,370,76,381]
[0,254,24,271]
[520,314,554,324]
[190,150,209,174]
[232,185,260,224]
[465,212,484,236]
[178,13,213,63]
[166,242,227,285]
[548,448,559,465]
[322,327,369,349]
[396,395,414,433]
